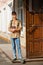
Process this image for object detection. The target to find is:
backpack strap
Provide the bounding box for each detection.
[10,20,13,28]
[10,19,20,28]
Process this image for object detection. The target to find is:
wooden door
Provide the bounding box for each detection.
[26,10,43,58]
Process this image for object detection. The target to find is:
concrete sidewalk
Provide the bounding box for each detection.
[0,48,43,65]
[0,48,12,65]
[0,44,13,60]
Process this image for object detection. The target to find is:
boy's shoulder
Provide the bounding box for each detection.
[10,19,21,22]
[17,19,21,22]
[17,19,21,24]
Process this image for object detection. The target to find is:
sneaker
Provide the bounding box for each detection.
[12,58,16,63]
[18,58,25,64]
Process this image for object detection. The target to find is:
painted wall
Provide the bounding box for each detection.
[0,5,12,33]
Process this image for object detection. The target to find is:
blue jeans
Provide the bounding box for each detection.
[11,38,22,59]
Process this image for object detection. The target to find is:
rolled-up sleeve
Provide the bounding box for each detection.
[19,21,22,30]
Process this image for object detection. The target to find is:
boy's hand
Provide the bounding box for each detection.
[11,28,18,33]
[9,28,15,32]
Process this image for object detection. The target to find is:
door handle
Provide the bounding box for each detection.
[27,24,37,34]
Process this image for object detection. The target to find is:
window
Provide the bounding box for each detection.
[18,0,24,26]
[18,0,23,7]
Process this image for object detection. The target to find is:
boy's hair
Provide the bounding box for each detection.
[12,11,16,15]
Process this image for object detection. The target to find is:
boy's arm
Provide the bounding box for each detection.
[15,22,22,32]
[8,22,15,32]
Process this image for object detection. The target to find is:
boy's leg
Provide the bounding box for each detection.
[15,38,22,59]
[11,38,16,59]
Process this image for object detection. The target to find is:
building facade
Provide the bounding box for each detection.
[0,0,43,59]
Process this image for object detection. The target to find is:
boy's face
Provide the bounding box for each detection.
[12,14,17,20]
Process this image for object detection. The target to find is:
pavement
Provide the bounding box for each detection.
[0,38,43,65]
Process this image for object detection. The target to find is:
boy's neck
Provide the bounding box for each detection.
[13,18,17,21]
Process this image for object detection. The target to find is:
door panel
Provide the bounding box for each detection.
[26,10,43,58]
